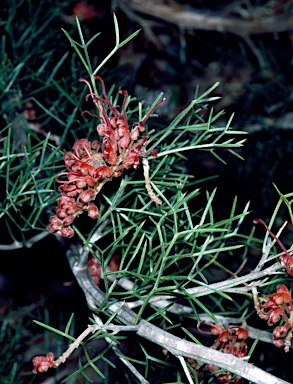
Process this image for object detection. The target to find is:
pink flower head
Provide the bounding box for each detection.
[48,77,165,237]
[86,202,99,219]
[32,352,56,373]
[266,307,285,326]
[254,282,293,351]
[88,254,102,285]
[80,76,165,169]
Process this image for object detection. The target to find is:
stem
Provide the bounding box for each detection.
[54,326,94,367]
[142,156,162,204]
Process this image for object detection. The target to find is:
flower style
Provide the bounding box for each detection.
[196,323,249,383]
[198,323,249,357]
[48,76,166,237]
[253,284,293,352]
[253,219,293,275]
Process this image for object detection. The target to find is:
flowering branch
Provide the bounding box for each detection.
[51,243,290,384]
[48,76,165,238]
[195,323,249,383]
[32,323,141,374]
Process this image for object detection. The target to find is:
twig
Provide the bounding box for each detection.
[111,344,150,384]
[251,286,263,319]
[118,0,293,37]
[0,232,49,250]
[92,315,149,384]
[117,0,293,69]
[186,262,281,296]
[142,156,162,204]
[127,262,281,312]
[245,324,273,345]
[127,289,276,345]
[53,326,95,367]
[103,266,135,291]
[91,321,139,334]
[255,236,272,271]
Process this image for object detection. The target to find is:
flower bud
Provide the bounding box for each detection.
[32,353,55,374]
[79,188,95,203]
[267,308,284,326]
[97,124,106,136]
[131,128,139,141]
[87,203,99,219]
[61,226,75,238]
[63,215,75,226]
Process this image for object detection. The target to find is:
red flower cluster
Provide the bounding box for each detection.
[253,219,293,275]
[32,352,57,373]
[254,284,293,352]
[48,76,165,237]
[88,254,102,285]
[88,253,121,286]
[196,323,249,383]
[198,323,249,357]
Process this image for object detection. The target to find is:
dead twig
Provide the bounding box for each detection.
[117,0,293,69]
[118,0,293,37]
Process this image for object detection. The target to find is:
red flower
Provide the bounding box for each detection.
[198,324,248,383]
[48,77,165,237]
[198,323,249,357]
[87,253,121,286]
[32,352,56,373]
[254,283,293,351]
[88,254,102,286]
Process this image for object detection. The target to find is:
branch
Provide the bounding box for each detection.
[0,232,49,250]
[127,262,282,313]
[92,315,149,384]
[117,0,293,37]
[117,0,293,69]
[66,245,290,384]
[178,355,194,384]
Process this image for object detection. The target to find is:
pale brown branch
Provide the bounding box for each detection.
[118,0,293,37]
[53,326,94,367]
[117,0,293,69]
[142,156,162,204]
